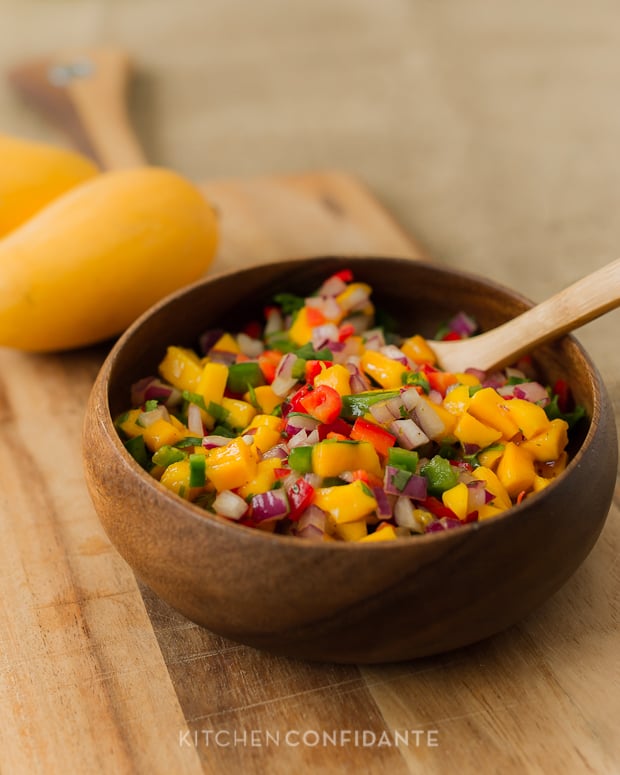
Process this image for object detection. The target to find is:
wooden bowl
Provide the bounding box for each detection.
[82,257,617,663]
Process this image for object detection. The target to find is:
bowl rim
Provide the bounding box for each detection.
[88,255,607,552]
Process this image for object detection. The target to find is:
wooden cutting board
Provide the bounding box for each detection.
[3,49,619,775]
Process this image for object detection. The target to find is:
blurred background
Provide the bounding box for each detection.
[2,0,619,369]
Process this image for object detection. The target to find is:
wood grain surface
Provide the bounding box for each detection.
[1,171,618,775]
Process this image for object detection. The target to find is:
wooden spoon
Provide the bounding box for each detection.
[7,47,146,170]
[431,258,620,373]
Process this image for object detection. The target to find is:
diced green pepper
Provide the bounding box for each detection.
[152,445,187,467]
[226,362,265,394]
[207,401,230,423]
[288,445,314,473]
[421,454,458,495]
[387,447,419,473]
[189,453,206,488]
[401,371,430,393]
[124,435,149,469]
[340,390,401,419]
[182,390,207,410]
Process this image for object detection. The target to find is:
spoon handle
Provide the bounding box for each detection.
[8,47,146,170]
[434,258,620,373]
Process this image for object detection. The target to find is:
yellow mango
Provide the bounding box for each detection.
[334,518,368,541]
[400,334,437,365]
[312,440,382,478]
[472,466,512,509]
[313,480,377,523]
[159,346,203,392]
[443,384,471,416]
[220,397,257,430]
[442,482,470,521]
[454,412,502,449]
[141,419,185,452]
[496,442,537,498]
[0,133,99,238]
[360,350,405,389]
[522,418,569,462]
[205,438,257,491]
[360,522,399,542]
[245,414,284,454]
[313,363,352,395]
[467,388,520,440]
[244,384,282,414]
[503,398,550,439]
[0,167,218,351]
[237,459,282,499]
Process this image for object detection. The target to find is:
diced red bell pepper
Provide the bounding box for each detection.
[349,469,384,488]
[242,320,262,339]
[305,307,327,327]
[420,496,459,520]
[287,383,315,415]
[332,269,353,283]
[338,323,356,342]
[350,417,396,457]
[299,384,342,424]
[286,477,315,521]
[420,363,457,396]
[317,417,352,440]
[305,359,330,384]
[441,331,462,341]
[553,378,570,413]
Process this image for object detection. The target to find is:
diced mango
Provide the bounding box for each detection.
[116,408,144,439]
[503,398,550,439]
[141,419,185,452]
[477,444,505,470]
[496,442,536,498]
[245,384,282,414]
[442,481,470,521]
[159,346,203,392]
[419,396,457,440]
[205,438,257,491]
[522,418,569,462]
[313,480,377,523]
[334,518,368,541]
[443,384,471,416]
[220,397,257,430]
[533,474,552,492]
[197,362,229,428]
[237,458,282,499]
[336,282,371,313]
[467,387,520,440]
[454,372,481,387]
[212,332,240,354]
[312,440,382,478]
[160,459,204,501]
[288,307,314,346]
[245,414,284,454]
[477,502,507,521]
[537,451,569,479]
[360,522,398,542]
[400,335,437,365]
[472,466,512,509]
[454,412,502,449]
[360,350,405,389]
[313,363,352,395]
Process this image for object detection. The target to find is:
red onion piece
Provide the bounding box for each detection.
[383,466,428,500]
[137,404,170,427]
[318,275,347,297]
[202,435,233,449]
[372,486,393,519]
[271,352,300,397]
[251,490,290,523]
[209,349,237,366]
[236,333,264,358]
[199,328,225,355]
[447,311,477,338]
[393,496,425,533]
[389,419,430,450]
[213,490,249,520]
[187,403,204,436]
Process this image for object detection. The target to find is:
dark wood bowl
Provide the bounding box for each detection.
[82,257,617,663]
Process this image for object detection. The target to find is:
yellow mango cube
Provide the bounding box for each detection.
[468,387,520,440]
[160,459,204,501]
[454,412,502,449]
[360,522,398,542]
[288,307,314,346]
[472,466,512,509]
[442,482,470,521]
[245,384,282,414]
[400,334,437,365]
[205,438,257,491]
[212,332,240,354]
[313,480,377,523]
[477,444,505,470]
[116,408,144,439]
[360,350,406,389]
[312,440,382,478]
[313,363,352,395]
[443,384,471,416]
[245,414,284,454]
[237,458,282,499]
[334,518,368,541]
[220,397,257,430]
[522,418,569,462]
[496,442,536,498]
[503,398,550,439]
[197,362,229,428]
[159,346,203,392]
[477,502,508,521]
[142,419,185,452]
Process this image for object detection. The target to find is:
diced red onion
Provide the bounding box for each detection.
[447,311,477,338]
[513,381,549,405]
[137,404,170,427]
[346,361,371,393]
[306,295,342,320]
[288,429,311,448]
[400,387,422,412]
[311,323,339,350]
[202,435,233,449]
[262,443,289,460]
[131,377,181,408]
[285,414,320,436]
[482,371,507,389]
[466,480,491,510]
[380,345,409,366]
[213,490,249,520]
[428,389,443,405]
[465,367,486,382]
[370,400,397,424]
[339,284,370,312]
[383,466,428,500]
[413,401,447,440]
[463,443,480,455]
[187,402,204,436]
[236,333,264,358]
[372,486,394,519]
[363,329,385,350]
[389,419,430,450]
[271,352,300,397]
[251,489,290,523]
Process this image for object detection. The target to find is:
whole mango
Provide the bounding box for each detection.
[0,166,218,352]
[0,133,99,238]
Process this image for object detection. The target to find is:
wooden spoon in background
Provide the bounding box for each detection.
[7,47,146,170]
[8,47,620,375]
[432,257,620,373]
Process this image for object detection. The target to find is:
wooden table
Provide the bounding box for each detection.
[1,169,618,774]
